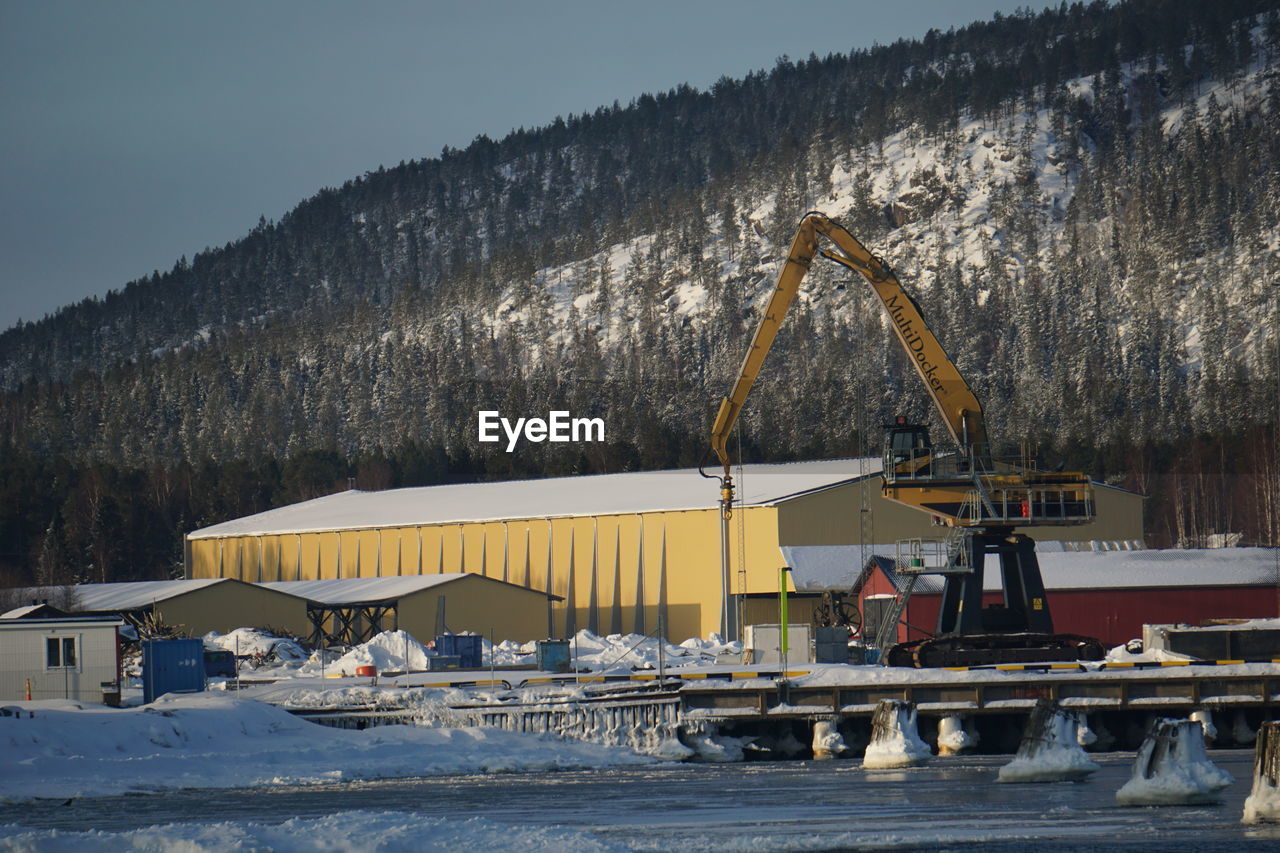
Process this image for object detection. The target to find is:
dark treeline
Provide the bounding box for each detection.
[1,0,1279,586]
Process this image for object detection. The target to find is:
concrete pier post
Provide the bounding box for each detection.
[811,718,847,760]
[1243,721,1280,823]
[863,699,930,769]
[937,715,975,756]
[1116,718,1232,805]
[1190,709,1217,745]
[997,698,1099,783]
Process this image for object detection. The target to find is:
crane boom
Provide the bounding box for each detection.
[709,211,987,485]
[704,210,1101,667]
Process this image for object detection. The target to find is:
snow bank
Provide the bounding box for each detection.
[1117,718,1232,805]
[997,700,1099,783]
[299,630,433,676]
[863,700,931,769]
[0,694,652,803]
[203,627,307,662]
[562,630,738,672]
[0,811,628,852]
[1244,723,1280,823]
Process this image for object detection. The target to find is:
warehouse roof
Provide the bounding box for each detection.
[786,545,1280,593]
[12,579,235,613]
[188,458,884,538]
[10,578,306,614]
[260,573,559,605]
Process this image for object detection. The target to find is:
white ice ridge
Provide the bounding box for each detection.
[863,699,931,769]
[997,700,1099,783]
[1117,718,1233,806]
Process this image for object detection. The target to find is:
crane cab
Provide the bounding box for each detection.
[884,417,932,480]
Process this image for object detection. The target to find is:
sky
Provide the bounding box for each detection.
[0,0,1054,332]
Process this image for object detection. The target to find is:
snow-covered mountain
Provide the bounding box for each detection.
[1,0,1279,584]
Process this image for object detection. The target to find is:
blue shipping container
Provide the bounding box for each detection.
[536,639,571,673]
[143,638,207,703]
[435,634,483,668]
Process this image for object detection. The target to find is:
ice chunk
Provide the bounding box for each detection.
[1117,718,1233,805]
[863,699,931,769]
[997,699,1099,783]
[684,721,752,762]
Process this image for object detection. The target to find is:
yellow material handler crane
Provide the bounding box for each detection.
[703,211,1103,667]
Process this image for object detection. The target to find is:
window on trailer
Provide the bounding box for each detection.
[45,636,78,669]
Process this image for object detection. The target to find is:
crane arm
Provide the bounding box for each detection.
[708,211,988,485]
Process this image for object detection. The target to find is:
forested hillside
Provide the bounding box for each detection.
[2,0,1278,587]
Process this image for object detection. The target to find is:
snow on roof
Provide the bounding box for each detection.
[75,578,233,611]
[818,545,1279,593]
[781,545,907,592]
[259,573,552,605]
[0,604,54,619]
[14,579,232,613]
[1035,548,1280,590]
[189,458,883,538]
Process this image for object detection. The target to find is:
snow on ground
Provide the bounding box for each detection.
[1104,643,1195,664]
[0,693,653,804]
[298,629,433,676]
[559,630,739,672]
[0,812,627,853]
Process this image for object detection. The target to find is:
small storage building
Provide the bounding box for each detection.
[260,574,558,646]
[0,615,123,702]
[16,578,310,639]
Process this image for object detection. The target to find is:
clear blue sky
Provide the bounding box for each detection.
[0,1,1052,331]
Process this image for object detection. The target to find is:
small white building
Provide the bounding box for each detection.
[0,615,123,702]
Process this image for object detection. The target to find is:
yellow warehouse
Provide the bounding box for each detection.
[185,459,1144,642]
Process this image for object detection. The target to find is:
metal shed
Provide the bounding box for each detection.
[261,574,559,647]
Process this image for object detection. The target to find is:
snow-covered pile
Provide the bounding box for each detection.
[997,701,1099,783]
[298,630,432,676]
[561,630,739,672]
[0,693,652,803]
[204,627,307,663]
[485,637,537,666]
[0,811,628,852]
[863,700,931,769]
[1116,718,1232,805]
[1104,643,1195,664]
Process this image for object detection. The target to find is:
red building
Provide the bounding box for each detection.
[785,545,1280,649]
